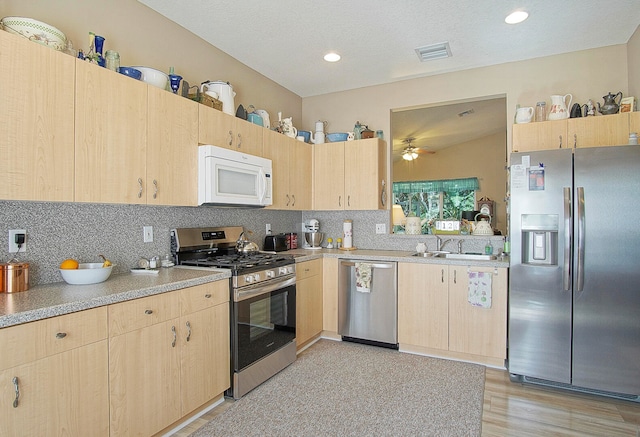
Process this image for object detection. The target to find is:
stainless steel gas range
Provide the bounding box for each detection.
[171,226,297,399]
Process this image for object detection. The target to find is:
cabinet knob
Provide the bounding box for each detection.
[144,309,153,315]
[204,293,211,298]
[55,332,67,339]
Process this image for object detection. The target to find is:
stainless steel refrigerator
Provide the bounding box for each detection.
[508,146,640,401]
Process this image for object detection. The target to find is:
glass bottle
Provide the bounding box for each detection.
[105,50,120,72]
[535,101,547,122]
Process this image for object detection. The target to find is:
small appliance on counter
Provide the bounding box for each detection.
[303,219,324,249]
[264,234,288,252]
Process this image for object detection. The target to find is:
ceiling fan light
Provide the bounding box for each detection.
[505,10,528,24]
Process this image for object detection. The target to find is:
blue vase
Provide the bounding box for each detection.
[94,35,105,56]
[168,74,182,94]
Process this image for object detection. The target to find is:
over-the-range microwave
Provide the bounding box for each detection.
[198,145,272,207]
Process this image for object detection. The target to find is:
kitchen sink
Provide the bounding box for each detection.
[410,252,496,261]
[444,253,496,261]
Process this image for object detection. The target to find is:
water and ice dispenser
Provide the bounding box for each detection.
[521,214,558,265]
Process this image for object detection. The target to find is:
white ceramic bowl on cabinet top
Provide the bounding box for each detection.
[130,66,169,89]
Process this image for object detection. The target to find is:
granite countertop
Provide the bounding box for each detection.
[1,248,508,329]
[0,267,230,328]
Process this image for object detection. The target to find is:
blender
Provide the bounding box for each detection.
[303,219,324,249]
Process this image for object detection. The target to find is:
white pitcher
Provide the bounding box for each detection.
[515,106,534,124]
[548,94,572,120]
[405,216,427,235]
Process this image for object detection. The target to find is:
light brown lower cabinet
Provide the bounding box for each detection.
[322,258,339,336]
[108,281,229,437]
[296,259,324,349]
[0,307,109,436]
[398,262,507,366]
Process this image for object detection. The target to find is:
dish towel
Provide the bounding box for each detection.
[355,262,372,293]
[468,271,492,308]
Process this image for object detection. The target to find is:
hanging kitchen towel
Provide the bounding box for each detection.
[355,262,372,293]
[468,271,492,308]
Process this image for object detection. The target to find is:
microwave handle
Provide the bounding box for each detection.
[258,168,267,203]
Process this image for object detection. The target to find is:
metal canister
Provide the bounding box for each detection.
[1,260,30,293]
[285,232,297,250]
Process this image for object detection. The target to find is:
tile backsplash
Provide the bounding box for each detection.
[1,201,301,285]
[1,201,506,286]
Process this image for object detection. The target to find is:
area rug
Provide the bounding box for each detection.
[190,340,485,437]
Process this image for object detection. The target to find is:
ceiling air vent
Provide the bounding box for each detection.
[415,42,452,62]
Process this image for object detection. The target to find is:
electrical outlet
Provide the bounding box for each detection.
[265,223,272,235]
[375,224,386,234]
[143,226,153,243]
[9,229,27,253]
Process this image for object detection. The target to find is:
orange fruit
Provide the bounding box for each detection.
[60,259,79,269]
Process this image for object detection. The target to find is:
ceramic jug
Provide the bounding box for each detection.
[309,120,327,144]
[548,94,572,120]
[515,107,534,124]
[405,216,427,235]
[472,214,493,236]
[281,117,297,138]
[597,92,623,115]
[201,81,236,115]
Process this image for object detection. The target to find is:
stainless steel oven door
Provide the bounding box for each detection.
[232,275,296,372]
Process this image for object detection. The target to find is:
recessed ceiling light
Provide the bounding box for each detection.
[505,10,529,24]
[324,52,341,62]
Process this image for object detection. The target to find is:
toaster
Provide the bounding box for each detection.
[264,234,288,252]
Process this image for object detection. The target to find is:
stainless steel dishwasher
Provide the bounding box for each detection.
[338,259,398,349]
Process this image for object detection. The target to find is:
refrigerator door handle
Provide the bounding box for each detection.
[563,187,572,291]
[576,186,586,292]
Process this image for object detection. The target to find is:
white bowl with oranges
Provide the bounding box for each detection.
[59,258,113,285]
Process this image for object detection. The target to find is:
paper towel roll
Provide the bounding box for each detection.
[343,220,353,248]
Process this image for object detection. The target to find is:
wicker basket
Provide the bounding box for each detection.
[189,92,223,111]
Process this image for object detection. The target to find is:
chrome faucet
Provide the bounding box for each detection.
[457,239,464,254]
[436,236,451,251]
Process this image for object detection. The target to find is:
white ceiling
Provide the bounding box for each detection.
[138,0,640,98]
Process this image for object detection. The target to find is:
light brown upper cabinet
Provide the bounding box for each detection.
[75,60,148,204]
[567,113,629,148]
[512,120,568,152]
[198,105,263,156]
[263,130,312,210]
[313,138,387,210]
[0,30,75,202]
[147,86,199,206]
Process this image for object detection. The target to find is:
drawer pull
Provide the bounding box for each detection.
[137,178,143,198]
[12,377,19,408]
[56,332,67,339]
[204,294,211,298]
[144,309,153,315]
[171,325,177,347]
[186,321,191,342]
[153,179,158,199]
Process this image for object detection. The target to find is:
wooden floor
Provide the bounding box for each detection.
[171,368,640,436]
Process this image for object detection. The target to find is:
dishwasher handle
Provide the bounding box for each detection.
[340,261,394,269]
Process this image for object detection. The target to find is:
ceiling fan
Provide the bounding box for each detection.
[401,138,435,161]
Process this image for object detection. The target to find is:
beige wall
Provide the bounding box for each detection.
[628,25,640,98]
[301,45,629,153]
[1,0,302,123]
[393,131,507,233]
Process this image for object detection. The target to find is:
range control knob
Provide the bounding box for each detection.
[253,274,261,282]
[266,270,275,278]
[278,267,287,275]
[244,275,253,283]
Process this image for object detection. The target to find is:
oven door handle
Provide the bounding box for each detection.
[235,275,296,302]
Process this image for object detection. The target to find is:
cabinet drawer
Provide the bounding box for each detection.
[180,280,229,315]
[0,307,108,370]
[296,259,322,280]
[108,292,180,337]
